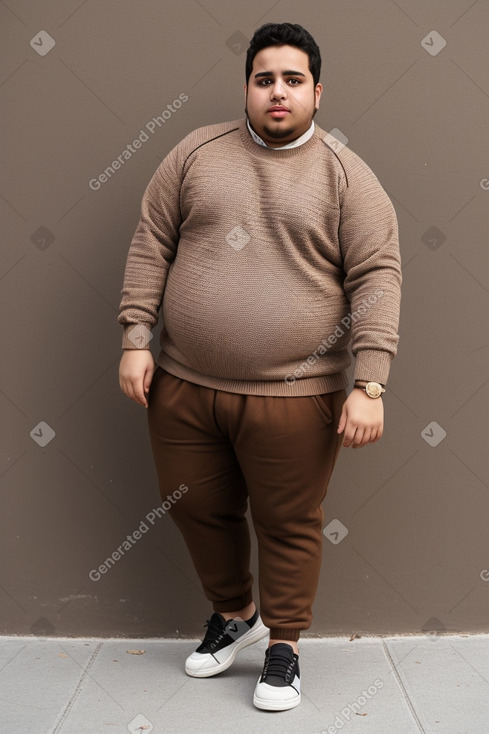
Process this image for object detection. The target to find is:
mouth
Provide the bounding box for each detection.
[267,106,290,118]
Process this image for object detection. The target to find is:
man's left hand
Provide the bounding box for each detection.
[337,389,384,448]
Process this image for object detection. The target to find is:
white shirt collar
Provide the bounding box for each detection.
[246,118,315,149]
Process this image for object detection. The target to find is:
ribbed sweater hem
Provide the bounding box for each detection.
[156,352,349,397]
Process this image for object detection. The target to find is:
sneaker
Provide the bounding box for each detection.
[185,608,269,678]
[253,642,301,711]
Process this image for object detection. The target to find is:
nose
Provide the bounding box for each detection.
[270,79,287,101]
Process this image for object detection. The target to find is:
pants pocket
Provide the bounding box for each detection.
[310,394,333,425]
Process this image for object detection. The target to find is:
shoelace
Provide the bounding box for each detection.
[201,616,227,649]
[263,650,296,682]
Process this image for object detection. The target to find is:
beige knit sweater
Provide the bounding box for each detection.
[118,118,401,396]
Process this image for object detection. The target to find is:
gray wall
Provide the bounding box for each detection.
[2,0,488,639]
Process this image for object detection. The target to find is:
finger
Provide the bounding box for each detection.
[135,382,148,408]
[120,377,131,399]
[359,428,373,447]
[125,380,138,405]
[360,427,376,447]
[126,378,146,408]
[337,408,347,434]
[352,427,365,448]
[367,427,382,444]
[343,426,356,447]
[365,428,378,446]
[143,369,154,403]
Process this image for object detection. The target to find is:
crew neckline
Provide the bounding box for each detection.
[238,118,321,158]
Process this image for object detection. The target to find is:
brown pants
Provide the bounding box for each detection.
[147,365,346,642]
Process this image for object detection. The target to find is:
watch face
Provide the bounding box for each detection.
[366,382,382,398]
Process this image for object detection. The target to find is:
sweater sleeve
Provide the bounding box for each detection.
[338,155,402,385]
[117,145,183,349]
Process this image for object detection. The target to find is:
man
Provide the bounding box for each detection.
[118,22,401,711]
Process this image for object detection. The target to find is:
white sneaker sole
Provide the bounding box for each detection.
[253,688,301,711]
[185,618,269,678]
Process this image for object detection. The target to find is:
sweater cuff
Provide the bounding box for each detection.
[354,349,393,386]
[121,323,154,349]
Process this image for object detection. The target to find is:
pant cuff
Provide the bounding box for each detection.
[212,589,254,613]
[269,628,301,642]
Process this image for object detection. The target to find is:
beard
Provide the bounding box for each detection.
[244,106,295,141]
[262,123,295,140]
[245,103,318,144]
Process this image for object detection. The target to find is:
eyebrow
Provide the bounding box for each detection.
[254,70,306,79]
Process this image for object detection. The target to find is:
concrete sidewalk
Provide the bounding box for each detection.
[0,633,487,733]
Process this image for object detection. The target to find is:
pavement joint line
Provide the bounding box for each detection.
[382,639,427,734]
[50,641,103,733]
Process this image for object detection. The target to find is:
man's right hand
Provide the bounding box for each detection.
[119,349,155,408]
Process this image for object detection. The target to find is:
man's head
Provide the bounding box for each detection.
[244,23,322,148]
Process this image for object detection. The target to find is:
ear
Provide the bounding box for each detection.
[243,82,247,105]
[314,82,323,110]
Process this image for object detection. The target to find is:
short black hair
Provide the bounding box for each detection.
[245,23,321,86]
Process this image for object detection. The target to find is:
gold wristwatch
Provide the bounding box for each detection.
[354,381,385,398]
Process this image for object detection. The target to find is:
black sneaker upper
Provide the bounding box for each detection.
[259,643,300,688]
[195,609,260,654]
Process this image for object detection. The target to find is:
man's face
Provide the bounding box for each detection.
[244,44,322,148]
